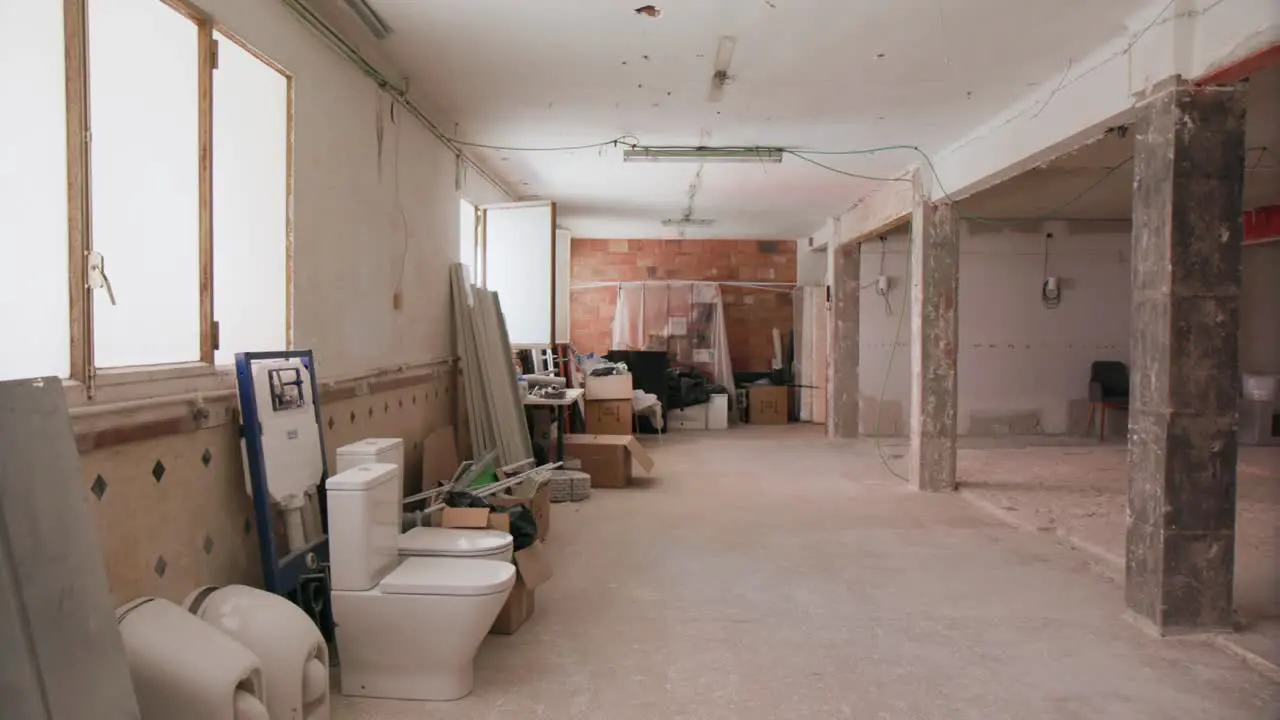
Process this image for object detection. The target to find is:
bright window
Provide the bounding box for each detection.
[212,32,290,365]
[0,1,70,381]
[88,0,201,368]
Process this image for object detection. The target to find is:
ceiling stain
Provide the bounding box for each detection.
[642,54,651,62]
[764,0,777,7]
[634,5,662,18]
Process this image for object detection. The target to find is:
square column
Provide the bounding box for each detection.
[908,170,959,492]
[1127,82,1246,633]
[828,239,861,438]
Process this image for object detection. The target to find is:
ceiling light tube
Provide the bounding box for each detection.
[343,0,392,40]
[624,148,784,164]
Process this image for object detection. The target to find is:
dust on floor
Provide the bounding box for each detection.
[335,427,1279,719]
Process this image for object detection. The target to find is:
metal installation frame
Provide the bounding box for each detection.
[235,350,335,639]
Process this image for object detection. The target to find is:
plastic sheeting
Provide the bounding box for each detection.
[611,281,734,391]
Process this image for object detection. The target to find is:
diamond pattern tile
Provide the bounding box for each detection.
[203,534,215,555]
[384,401,389,414]
[398,398,404,408]
[367,406,373,418]
[90,474,108,500]
[151,460,166,483]
[349,410,356,424]
[153,555,168,578]
[327,416,335,430]
[201,448,213,467]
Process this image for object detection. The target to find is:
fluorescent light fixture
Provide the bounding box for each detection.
[624,148,784,164]
[661,218,715,227]
[343,0,392,40]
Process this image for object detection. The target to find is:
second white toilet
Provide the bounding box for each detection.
[327,462,515,701]
[334,437,515,562]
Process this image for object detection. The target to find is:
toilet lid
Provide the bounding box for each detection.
[399,527,513,557]
[379,557,515,597]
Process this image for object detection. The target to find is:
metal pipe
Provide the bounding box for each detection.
[421,462,560,516]
[67,389,237,418]
[277,0,513,198]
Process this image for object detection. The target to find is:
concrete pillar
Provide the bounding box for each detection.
[908,170,959,492]
[828,238,860,438]
[1126,82,1246,634]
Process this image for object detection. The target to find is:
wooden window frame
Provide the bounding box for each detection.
[61,0,293,402]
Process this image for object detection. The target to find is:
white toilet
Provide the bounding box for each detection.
[327,462,516,701]
[401,526,514,562]
[115,597,270,720]
[184,585,331,720]
[336,437,515,563]
[335,437,404,476]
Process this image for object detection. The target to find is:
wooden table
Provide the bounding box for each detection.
[523,388,584,460]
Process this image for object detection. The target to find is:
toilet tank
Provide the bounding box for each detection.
[335,438,404,474]
[325,463,402,591]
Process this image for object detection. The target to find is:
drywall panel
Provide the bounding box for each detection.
[483,202,554,345]
[0,379,140,718]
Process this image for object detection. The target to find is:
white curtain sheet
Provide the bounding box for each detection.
[611,281,734,391]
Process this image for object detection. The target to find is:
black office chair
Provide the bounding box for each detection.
[1087,361,1129,442]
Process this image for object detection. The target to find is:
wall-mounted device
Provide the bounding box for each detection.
[1041,232,1062,309]
[875,236,895,316]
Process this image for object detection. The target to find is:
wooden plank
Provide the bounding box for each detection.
[198,24,215,363]
[64,0,91,384]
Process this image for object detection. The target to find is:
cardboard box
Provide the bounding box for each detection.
[441,506,510,532]
[749,385,789,425]
[586,399,634,435]
[668,404,708,431]
[489,480,552,541]
[563,434,654,489]
[708,394,730,430]
[585,373,633,400]
[490,540,553,635]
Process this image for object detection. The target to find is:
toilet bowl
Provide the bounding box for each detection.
[184,585,331,720]
[400,526,514,563]
[327,463,516,702]
[115,597,269,720]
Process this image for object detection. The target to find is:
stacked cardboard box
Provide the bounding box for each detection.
[584,374,634,435]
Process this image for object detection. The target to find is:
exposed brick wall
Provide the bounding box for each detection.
[570,239,797,372]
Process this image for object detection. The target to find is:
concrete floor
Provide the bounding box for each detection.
[334,426,1279,719]
[941,437,1280,673]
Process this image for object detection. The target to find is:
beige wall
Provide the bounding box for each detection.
[76,0,505,604]
[1241,242,1280,375]
[858,221,1133,436]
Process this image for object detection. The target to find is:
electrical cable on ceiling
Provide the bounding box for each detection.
[440,130,1135,226]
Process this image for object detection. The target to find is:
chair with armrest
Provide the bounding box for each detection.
[1087,361,1129,442]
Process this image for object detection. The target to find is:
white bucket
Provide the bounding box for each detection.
[1242,374,1278,402]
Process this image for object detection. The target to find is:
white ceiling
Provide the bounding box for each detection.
[960,64,1280,222]
[362,0,1156,239]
